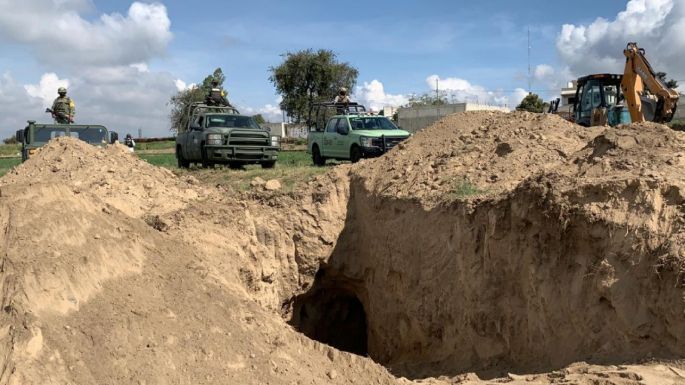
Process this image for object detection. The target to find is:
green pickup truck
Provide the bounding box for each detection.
[16,120,118,161]
[175,103,280,169]
[307,103,410,165]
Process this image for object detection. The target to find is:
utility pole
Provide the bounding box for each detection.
[528,27,532,93]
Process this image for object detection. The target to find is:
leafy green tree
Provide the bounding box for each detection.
[253,114,266,124]
[169,68,227,133]
[656,72,678,89]
[269,49,358,124]
[516,93,545,113]
[3,136,17,145]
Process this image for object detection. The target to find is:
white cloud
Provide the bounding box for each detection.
[0,73,42,137]
[0,1,172,68]
[556,0,685,81]
[238,100,283,123]
[0,2,181,138]
[426,75,526,107]
[354,80,408,112]
[24,73,70,108]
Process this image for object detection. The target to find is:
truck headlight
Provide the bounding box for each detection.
[206,133,222,145]
[360,136,374,148]
[271,136,280,147]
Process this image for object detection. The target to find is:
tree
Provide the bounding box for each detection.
[169,68,227,133]
[656,72,678,89]
[253,114,266,124]
[3,136,17,145]
[516,93,544,113]
[403,92,448,108]
[269,49,358,124]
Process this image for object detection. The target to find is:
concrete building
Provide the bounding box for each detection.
[396,103,510,133]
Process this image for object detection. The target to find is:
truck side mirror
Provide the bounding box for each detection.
[110,132,119,144]
[15,130,24,143]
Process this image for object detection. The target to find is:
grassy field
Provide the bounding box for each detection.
[0,158,22,176]
[0,141,332,192]
[139,151,332,192]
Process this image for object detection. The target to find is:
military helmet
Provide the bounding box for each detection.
[57,87,67,94]
[339,87,348,95]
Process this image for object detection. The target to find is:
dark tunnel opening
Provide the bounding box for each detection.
[290,272,368,356]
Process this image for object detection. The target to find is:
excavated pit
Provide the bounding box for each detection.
[291,269,368,356]
[288,176,685,379]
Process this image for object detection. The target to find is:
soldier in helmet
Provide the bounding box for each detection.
[51,87,75,124]
[205,79,232,107]
[333,87,351,104]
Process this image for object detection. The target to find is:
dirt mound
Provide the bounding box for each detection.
[360,111,603,205]
[0,137,204,217]
[295,113,685,380]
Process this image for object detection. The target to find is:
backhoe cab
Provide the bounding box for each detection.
[571,42,679,127]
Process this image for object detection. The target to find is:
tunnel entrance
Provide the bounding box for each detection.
[290,272,368,356]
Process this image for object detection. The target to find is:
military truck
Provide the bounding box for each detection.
[16,120,118,162]
[307,102,410,165]
[175,103,280,169]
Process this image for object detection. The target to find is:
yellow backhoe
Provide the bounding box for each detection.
[566,42,680,127]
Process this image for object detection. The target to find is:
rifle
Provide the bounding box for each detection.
[45,108,73,123]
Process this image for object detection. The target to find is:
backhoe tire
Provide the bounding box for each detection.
[312,145,326,166]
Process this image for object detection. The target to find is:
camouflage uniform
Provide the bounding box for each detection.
[333,87,350,104]
[206,81,231,107]
[51,89,75,124]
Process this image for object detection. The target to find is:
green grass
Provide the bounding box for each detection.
[0,147,326,193]
[135,140,175,151]
[0,158,22,176]
[138,151,328,192]
[0,144,21,157]
[450,178,484,199]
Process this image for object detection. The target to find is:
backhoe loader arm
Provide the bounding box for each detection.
[621,42,679,123]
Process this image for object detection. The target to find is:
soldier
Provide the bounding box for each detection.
[206,79,232,107]
[333,87,351,104]
[51,87,75,124]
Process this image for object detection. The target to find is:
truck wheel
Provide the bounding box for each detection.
[350,146,362,163]
[312,145,326,166]
[261,161,276,169]
[176,146,190,168]
[228,161,243,170]
[201,148,214,169]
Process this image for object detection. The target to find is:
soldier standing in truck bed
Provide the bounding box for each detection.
[51,87,75,124]
[206,79,232,107]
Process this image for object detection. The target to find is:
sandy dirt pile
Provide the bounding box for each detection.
[361,111,603,205]
[0,137,205,217]
[0,139,404,385]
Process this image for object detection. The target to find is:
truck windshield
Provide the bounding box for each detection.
[33,127,67,142]
[348,117,398,130]
[206,115,260,129]
[33,126,107,144]
[69,127,108,143]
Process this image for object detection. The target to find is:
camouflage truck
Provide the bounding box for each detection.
[175,103,280,169]
[16,120,118,162]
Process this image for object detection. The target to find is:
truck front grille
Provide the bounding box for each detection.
[228,132,269,146]
[372,136,407,151]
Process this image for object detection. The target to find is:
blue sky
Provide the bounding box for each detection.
[0,0,682,136]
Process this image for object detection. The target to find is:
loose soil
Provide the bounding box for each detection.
[1,111,685,385]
